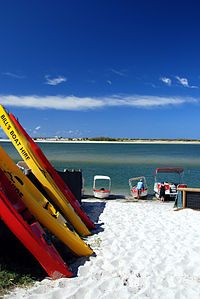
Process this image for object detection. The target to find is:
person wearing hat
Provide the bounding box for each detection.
[136,179,144,200]
[159,181,165,201]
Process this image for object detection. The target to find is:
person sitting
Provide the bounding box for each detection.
[159,181,165,202]
[136,179,144,200]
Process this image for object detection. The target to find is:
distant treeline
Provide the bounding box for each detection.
[86,137,200,142]
[88,137,121,141]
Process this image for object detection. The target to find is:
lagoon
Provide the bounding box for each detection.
[1,141,200,197]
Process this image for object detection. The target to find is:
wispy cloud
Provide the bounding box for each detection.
[32,125,41,135]
[0,94,198,111]
[160,77,172,86]
[175,76,198,88]
[45,75,67,86]
[2,72,25,79]
[107,80,112,85]
[111,69,127,77]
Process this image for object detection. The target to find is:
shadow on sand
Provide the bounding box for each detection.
[81,199,106,224]
[0,200,107,282]
[63,199,107,276]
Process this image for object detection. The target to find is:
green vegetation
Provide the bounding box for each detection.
[0,269,34,296]
[89,136,119,141]
[86,137,200,142]
[0,221,45,296]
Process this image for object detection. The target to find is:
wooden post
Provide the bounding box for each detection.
[182,190,186,208]
[177,187,200,210]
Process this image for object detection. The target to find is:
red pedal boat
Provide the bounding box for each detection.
[154,167,187,200]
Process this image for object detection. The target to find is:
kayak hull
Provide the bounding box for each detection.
[10,113,96,231]
[0,145,93,257]
[0,106,90,237]
[0,169,72,279]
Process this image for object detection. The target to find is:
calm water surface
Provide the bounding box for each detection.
[1,141,200,197]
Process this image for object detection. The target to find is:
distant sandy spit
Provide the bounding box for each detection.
[5,199,200,299]
[1,139,200,144]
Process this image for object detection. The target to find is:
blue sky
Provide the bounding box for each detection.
[0,0,200,139]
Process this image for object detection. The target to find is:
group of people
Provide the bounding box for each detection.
[136,179,165,201]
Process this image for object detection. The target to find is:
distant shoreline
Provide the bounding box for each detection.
[1,138,200,144]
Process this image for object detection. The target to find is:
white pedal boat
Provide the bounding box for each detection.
[93,175,111,199]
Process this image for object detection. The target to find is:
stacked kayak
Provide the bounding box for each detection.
[0,105,90,237]
[0,104,95,279]
[0,168,72,279]
[9,112,96,231]
[0,145,93,257]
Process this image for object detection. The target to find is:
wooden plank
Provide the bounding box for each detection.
[182,190,186,208]
[178,188,200,192]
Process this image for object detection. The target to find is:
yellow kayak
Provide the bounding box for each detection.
[0,105,90,236]
[0,146,93,257]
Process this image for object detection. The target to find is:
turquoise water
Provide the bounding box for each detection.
[1,141,200,196]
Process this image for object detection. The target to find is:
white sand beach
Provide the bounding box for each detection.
[5,199,200,299]
[1,139,200,144]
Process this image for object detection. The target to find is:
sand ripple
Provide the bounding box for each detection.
[5,200,200,299]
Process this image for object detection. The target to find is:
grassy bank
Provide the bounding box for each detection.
[0,220,75,297]
[0,221,45,296]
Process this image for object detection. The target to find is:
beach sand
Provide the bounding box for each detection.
[1,139,200,144]
[5,199,200,299]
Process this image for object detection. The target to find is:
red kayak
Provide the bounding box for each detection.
[10,113,96,230]
[0,168,72,279]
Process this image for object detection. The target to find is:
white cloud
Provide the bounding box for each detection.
[45,75,67,86]
[175,76,189,87]
[160,77,171,86]
[107,80,112,85]
[175,76,198,88]
[0,94,198,111]
[35,126,41,130]
[111,69,127,76]
[2,72,25,79]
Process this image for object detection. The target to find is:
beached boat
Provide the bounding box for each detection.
[129,176,148,198]
[154,167,187,200]
[93,175,111,199]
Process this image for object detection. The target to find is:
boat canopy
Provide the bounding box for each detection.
[154,167,184,175]
[94,175,111,181]
[93,175,111,193]
[129,176,145,182]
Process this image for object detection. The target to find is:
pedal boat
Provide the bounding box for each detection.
[93,175,111,199]
[129,176,148,198]
[154,167,187,200]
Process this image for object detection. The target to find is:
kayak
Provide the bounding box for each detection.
[0,145,93,257]
[9,112,96,230]
[0,168,72,279]
[0,105,90,237]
